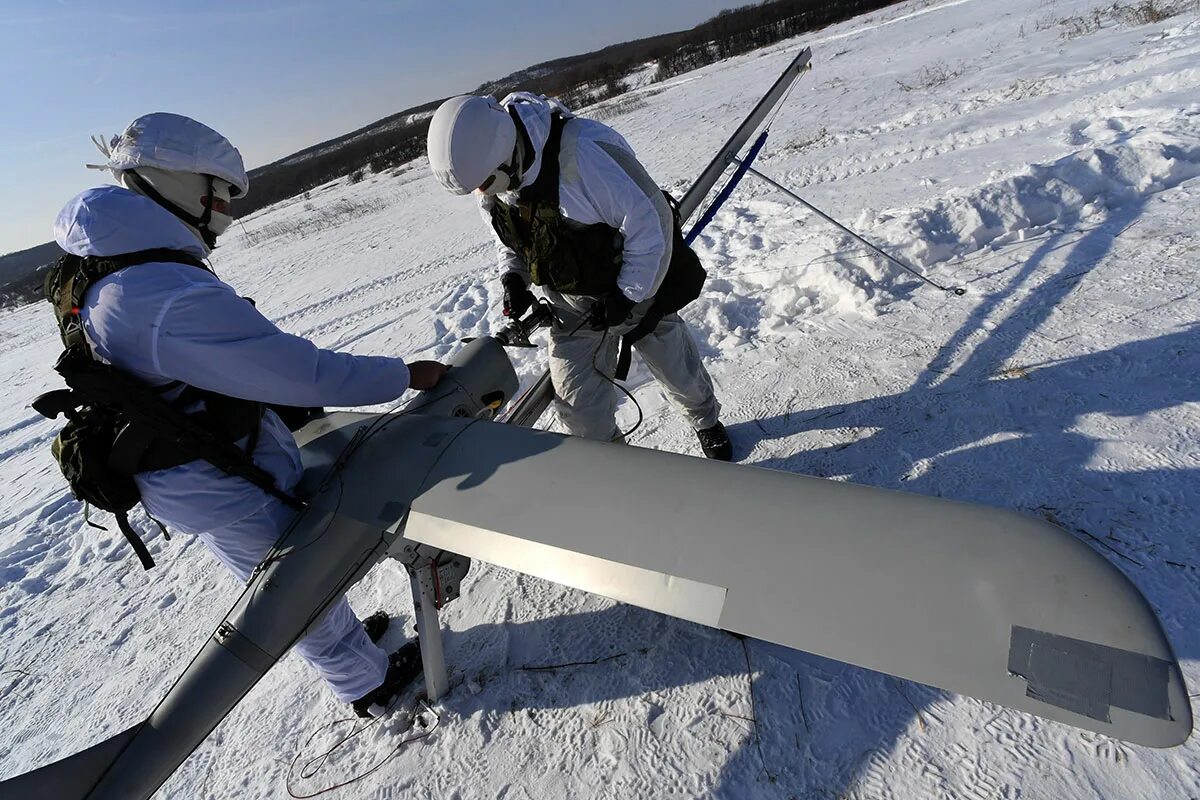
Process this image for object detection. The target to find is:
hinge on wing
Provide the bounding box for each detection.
[394,542,471,610]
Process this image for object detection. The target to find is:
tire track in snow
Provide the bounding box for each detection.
[780,65,1200,190]
[273,242,491,328]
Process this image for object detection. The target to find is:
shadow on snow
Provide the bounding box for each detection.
[712,194,1200,795]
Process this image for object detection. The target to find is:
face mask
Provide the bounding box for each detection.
[477,166,513,195]
[202,181,234,237]
[476,140,523,196]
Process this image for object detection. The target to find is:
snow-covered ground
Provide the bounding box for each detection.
[3,0,1200,796]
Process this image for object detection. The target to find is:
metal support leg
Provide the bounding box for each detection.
[408,565,449,702]
[393,541,471,703]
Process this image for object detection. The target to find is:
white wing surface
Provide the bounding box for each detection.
[392,419,1190,748]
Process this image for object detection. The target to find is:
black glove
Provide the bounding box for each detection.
[501,272,535,319]
[587,290,637,332]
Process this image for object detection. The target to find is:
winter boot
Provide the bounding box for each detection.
[361,611,390,644]
[697,422,733,461]
[351,640,423,719]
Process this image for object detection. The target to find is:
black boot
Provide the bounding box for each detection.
[361,611,390,643]
[351,641,423,719]
[697,422,733,461]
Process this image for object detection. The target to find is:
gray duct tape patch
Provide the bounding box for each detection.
[214,622,276,674]
[1008,626,1172,722]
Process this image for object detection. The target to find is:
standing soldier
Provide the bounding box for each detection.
[46,113,445,717]
[427,93,732,460]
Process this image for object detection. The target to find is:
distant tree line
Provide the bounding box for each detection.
[0,280,45,308]
[480,30,691,108]
[230,113,435,220]
[0,240,62,309]
[656,0,900,79]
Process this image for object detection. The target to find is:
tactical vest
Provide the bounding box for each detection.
[489,111,707,317]
[489,112,625,296]
[36,249,304,570]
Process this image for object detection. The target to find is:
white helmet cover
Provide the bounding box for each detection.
[97,112,249,197]
[427,96,517,195]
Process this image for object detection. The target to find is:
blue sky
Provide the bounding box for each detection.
[0,0,743,256]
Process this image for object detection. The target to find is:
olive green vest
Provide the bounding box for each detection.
[489,113,624,297]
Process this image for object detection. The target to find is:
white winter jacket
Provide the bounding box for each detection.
[54,186,412,534]
[479,93,675,303]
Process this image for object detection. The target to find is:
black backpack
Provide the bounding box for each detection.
[51,401,148,548]
[611,192,708,381]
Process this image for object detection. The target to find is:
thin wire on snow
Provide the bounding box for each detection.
[286,698,441,798]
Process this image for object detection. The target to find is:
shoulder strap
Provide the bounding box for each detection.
[69,248,210,312]
[115,512,157,570]
[518,112,568,209]
[508,104,535,181]
[48,248,211,351]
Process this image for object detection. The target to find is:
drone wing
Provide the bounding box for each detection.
[401,420,1191,748]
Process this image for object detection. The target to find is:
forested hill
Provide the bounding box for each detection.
[0,242,62,308]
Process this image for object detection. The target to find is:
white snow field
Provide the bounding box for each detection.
[3,0,1200,796]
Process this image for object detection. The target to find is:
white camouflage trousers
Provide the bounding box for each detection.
[198,498,389,703]
[545,293,721,441]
